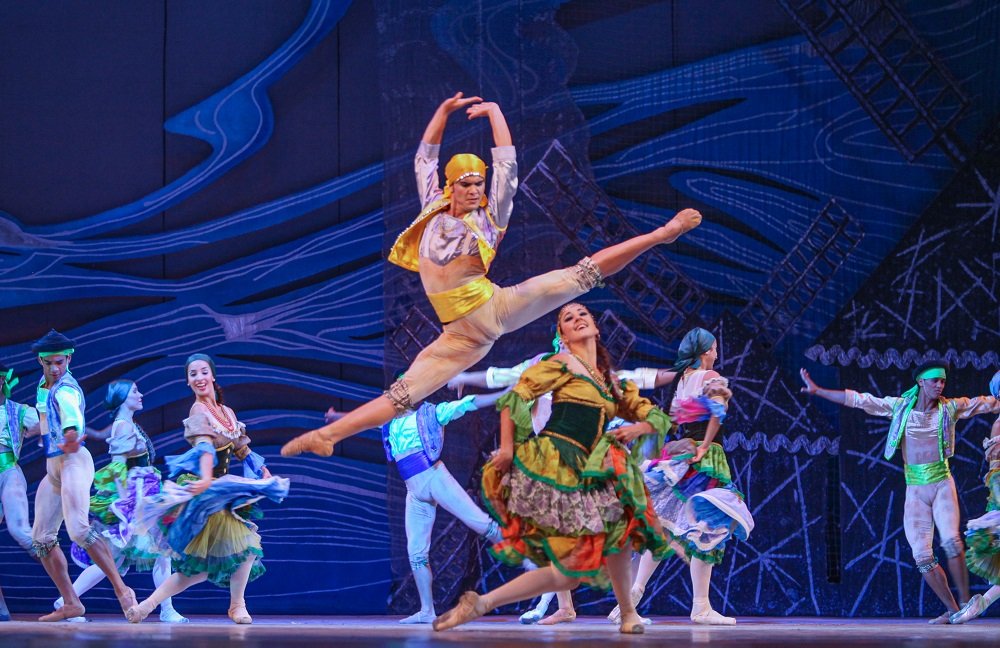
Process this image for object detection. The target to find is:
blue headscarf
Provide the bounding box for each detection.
[104,379,135,414]
[673,328,716,372]
[990,370,1000,399]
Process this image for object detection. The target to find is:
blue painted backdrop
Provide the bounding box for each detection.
[1,0,998,617]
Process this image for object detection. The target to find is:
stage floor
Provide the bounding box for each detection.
[0,615,996,647]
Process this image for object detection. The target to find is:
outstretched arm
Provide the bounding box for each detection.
[471,389,511,411]
[799,368,849,406]
[84,423,113,441]
[421,92,484,145]
[465,101,512,147]
[447,371,490,396]
[618,367,677,390]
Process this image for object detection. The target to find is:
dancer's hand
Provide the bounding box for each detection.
[57,429,86,454]
[799,368,819,395]
[489,449,513,474]
[466,101,500,120]
[987,441,1000,463]
[439,91,483,115]
[610,424,650,444]
[688,444,709,464]
[446,377,465,397]
[187,478,212,495]
[261,466,272,479]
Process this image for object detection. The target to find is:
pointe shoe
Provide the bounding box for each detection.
[281,430,334,458]
[691,606,736,625]
[658,208,703,244]
[537,608,576,625]
[432,591,488,631]
[117,587,137,614]
[125,601,154,624]
[228,602,253,624]
[928,610,953,624]
[950,594,986,624]
[39,602,86,622]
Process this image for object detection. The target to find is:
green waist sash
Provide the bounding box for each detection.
[904,459,950,486]
[0,451,17,474]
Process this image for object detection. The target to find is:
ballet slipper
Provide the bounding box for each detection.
[618,612,646,634]
[608,584,645,624]
[657,208,702,244]
[950,594,986,624]
[432,591,487,631]
[39,602,85,622]
[228,601,253,624]
[281,430,334,458]
[537,608,576,625]
[399,610,435,624]
[159,608,189,623]
[690,606,736,625]
[928,610,953,624]
[117,586,137,613]
[125,600,155,624]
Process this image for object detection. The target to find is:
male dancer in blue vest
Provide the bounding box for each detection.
[801,361,1000,623]
[29,330,136,621]
[335,386,506,623]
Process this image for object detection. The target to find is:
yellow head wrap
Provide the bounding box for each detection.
[443,154,488,207]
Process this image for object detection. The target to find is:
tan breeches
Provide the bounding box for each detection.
[389,259,601,409]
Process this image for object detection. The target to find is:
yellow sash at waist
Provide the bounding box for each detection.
[426,277,495,324]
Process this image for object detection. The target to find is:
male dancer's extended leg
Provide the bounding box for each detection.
[281,209,701,458]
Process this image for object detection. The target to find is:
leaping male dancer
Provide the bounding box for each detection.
[282,92,701,458]
[800,362,1000,623]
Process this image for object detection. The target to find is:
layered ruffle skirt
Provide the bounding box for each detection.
[965,467,1000,586]
[134,450,289,588]
[482,432,669,589]
[71,463,164,571]
[644,441,754,564]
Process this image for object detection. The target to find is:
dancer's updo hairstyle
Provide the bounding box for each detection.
[185,353,225,405]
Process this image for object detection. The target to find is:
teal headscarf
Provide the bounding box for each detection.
[673,328,716,372]
[889,362,949,454]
